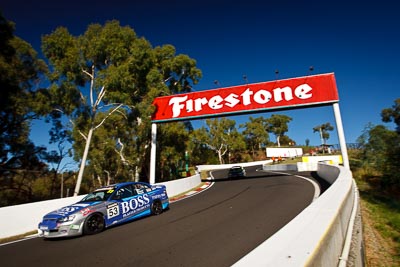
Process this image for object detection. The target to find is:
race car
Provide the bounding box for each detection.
[228,166,246,178]
[38,181,169,238]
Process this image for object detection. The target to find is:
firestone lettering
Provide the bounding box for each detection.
[168,84,312,118]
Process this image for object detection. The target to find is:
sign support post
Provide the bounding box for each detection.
[333,103,350,169]
[150,123,157,184]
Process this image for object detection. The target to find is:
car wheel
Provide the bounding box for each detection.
[151,201,163,215]
[83,213,105,235]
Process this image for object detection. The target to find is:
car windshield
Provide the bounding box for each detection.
[80,189,114,202]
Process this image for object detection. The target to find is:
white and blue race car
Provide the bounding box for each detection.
[38,181,169,238]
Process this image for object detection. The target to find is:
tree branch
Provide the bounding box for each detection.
[94,103,124,130]
[82,68,93,79]
[115,138,130,166]
[94,86,106,108]
[53,108,87,140]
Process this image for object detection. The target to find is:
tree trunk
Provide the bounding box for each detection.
[73,127,94,196]
[218,150,223,164]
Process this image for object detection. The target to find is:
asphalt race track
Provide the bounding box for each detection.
[0,165,321,267]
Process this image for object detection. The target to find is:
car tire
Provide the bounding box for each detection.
[151,200,163,215]
[83,213,105,235]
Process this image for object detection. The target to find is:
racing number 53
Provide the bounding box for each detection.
[107,203,120,219]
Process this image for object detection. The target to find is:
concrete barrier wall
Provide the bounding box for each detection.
[0,174,201,240]
[197,160,272,172]
[297,162,318,172]
[318,162,342,184]
[156,174,201,198]
[0,195,85,239]
[234,163,356,266]
[303,155,343,165]
[263,164,298,171]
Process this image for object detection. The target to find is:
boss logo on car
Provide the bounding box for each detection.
[121,194,150,215]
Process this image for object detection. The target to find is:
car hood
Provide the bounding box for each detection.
[44,202,101,218]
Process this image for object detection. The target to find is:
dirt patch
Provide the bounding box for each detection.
[361,200,399,267]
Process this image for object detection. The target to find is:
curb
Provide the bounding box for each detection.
[170,180,214,203]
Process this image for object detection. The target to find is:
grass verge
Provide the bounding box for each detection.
[0,230,37,244]
[357,179,400,266]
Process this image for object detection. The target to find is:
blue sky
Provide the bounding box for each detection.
[2,0,399,155]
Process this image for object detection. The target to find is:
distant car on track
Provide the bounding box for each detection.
[38,181,169,238]
[228,166,246,178]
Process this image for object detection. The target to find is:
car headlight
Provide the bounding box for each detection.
[57,215,76,223]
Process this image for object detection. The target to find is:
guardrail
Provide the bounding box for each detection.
[233,162,363,266]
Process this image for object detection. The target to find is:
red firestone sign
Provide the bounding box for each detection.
[151,73,339,122]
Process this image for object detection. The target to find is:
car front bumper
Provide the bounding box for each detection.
[38,221,83,238]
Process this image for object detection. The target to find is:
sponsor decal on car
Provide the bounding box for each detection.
[121,194,150,218]
[151,193,166,199]
[107,203,120,219]
[70,225,80,230]
[80,207,93,216]
[54,203,90,216]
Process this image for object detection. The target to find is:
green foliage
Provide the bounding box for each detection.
[0,14,50,206]
[313,122,334,145]
[187,137,219,165]
[40,20,202,193]
[381,98,400,133]
[357,123,400,188]
[359,188,400,260]
[278,135,296,146]
[156,122,190,182]
[240,116,270,156]
[355,99,400,191]
[265,114,292,147]
[192,118,246,164]
[339,100,400,262]
[0,15,205,204]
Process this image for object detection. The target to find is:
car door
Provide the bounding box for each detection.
[104,184,134,226]
[105,184,151,226]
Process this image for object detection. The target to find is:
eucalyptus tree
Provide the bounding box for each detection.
[41,20,201,195]
[82,111,134,187]
[265,114,292,147]
[379,99,400,188]
[313,122,334,145]
[240,116,269,158]
[156,122,190,181]
[357,123,399,188]
[193,118,245,164]
[381,98,400,133]
[305,138,310,146]
[0,14,49,205]
[0,15,47,168]
[278,135,296,146]
[42,134,73,197]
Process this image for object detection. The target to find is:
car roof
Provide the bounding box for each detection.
[94,181,148,192]
[114,181,135,188]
